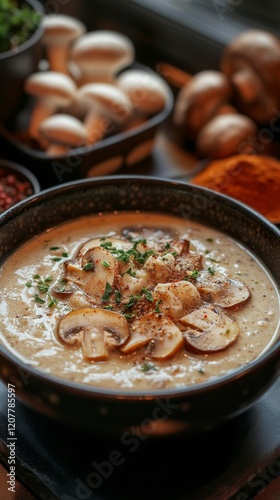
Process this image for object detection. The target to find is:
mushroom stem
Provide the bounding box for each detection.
[84,113,112,144]
[29,101,55,146]
[47,45,70,75]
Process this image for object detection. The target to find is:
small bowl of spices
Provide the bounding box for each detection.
[0,159,40,213]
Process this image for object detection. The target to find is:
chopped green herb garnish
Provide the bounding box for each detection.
[25,282,32,288]
[44,276,53,283]
[104,305,113,310]
[102,261,110,268]
[172,251,178,258]
[208,258,218,263]
[83,262,94,271]
[34,294,45,304]
[164,243,171,250]
[123,313,133,320]
[206,238,214,242]
[52,257,62,262]
[140,362,158,372]
[114,290,122,304]
[190,270,199,280]
[208,266,215,275]
[198,368,205,374]
[48,295,58,308]
[100,241,113,250]
[38,284,49,294]
[62,252,68,258]
[33,274,41,280]
[142,287,153,302]
[102,282,113,301]
[154,299,162,313]
[124,294,141,308]
[124,267,136,278]
[50,246,60,251]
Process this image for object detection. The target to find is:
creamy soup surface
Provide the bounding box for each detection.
[0,212,279,391]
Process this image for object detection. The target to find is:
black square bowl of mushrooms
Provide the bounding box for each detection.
[0,175,279,437]
[0,15,173,189]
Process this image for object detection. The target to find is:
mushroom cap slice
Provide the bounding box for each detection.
[58,307,130,360]
[181,305,239,353]
[153,280,201,319]
[77,237,131,258]
[121,312,183,359]
[196,272,250,309]
[66,247,118,303]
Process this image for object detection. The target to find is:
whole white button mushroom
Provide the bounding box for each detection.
[24,72,77,144]
[39,114,88,155]
[78,83,133,143]
[42,14,86,74]
[117,69,168,116]
[70,31,135,85]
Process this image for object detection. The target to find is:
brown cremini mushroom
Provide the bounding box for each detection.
[42,14,86,74]
[173,70,232,139]
[196,113,257,159]
[221,30,280,123]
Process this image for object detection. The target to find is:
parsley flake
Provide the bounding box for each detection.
[102,282,113,301]
[83,262,94,271]
[154,299,162,313]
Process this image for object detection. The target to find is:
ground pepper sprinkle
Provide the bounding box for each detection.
[192,154,280,223]
[0,169,33,213]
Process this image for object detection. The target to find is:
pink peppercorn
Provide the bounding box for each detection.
[0,169,34,213]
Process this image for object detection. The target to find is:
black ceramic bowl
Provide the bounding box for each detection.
[0,66,174,189]
[0,176,279,437]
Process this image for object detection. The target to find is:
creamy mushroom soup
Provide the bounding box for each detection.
[0,212,279,390]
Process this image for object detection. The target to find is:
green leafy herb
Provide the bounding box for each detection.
[44,276,53,283]
[62,252,68,258]
[140,362,158,372]
[37,284,49,294]
[172,251,178,258]
[154,299,162,313]
[208,266,215,276]
[25,282,32,288]
[0,0,42,53]
[123,313,133,320]
[114,290,122,304]
[102,282,113,301]
[100,241,113,250]
[102,261,110,268]
[83,262,94,271]
[34,294,45,304]
[33,274,41,280]
[50,246,60,251]
[124,294,141,308]
[141,287,153,302]
[164,243,171,250]
[197,368,205,374]
[104,305,113,310]
[48,295,58,308]
[52,257,62,262]
[206,238,214,242]
[189,270,199,280]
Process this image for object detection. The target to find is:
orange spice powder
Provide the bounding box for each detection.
[192,154,280,223]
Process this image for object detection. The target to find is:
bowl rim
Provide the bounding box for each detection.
[0,0,44,61]
[0,175,279,400]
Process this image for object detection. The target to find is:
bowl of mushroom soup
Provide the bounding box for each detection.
[0,176,279,436]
